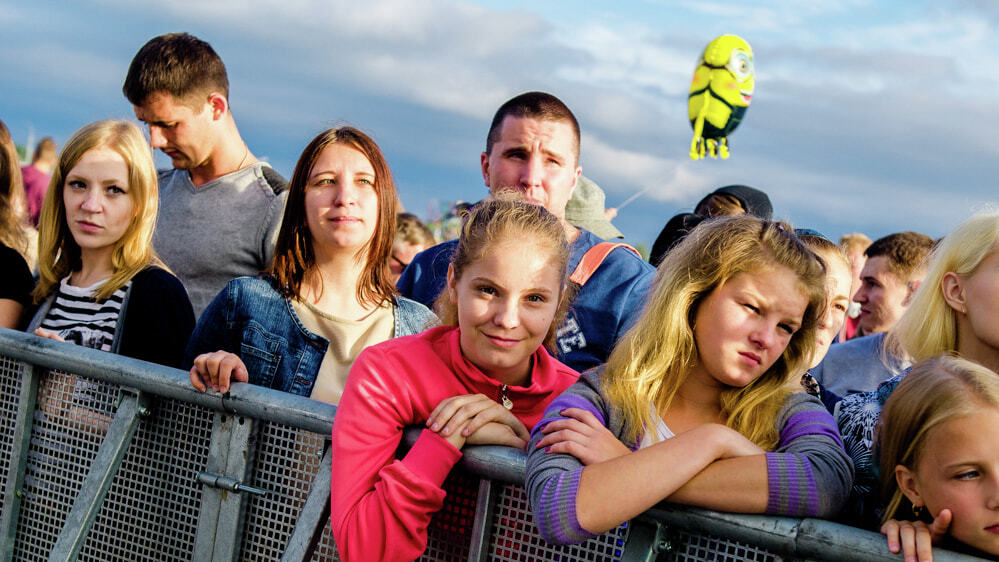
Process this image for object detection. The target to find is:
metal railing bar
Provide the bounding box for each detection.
[0,363,41,562]
[47,390,150,562]
[642,504,984,562]
[400,428,526,484]
[280,444,333,562]
[0,328,336,435]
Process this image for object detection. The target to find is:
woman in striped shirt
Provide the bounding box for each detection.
[27,120,194,368]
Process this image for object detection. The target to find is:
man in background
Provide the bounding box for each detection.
[123,32,287,316]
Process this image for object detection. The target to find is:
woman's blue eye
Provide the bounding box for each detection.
[955,470,980,480]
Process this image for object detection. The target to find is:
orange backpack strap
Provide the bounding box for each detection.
[569,242,641,286]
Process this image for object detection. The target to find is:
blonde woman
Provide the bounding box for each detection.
[526,215,853,543]
[28,120,194,367]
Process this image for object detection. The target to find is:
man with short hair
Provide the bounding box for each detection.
[398,92,655,372]
[22,137,57,226]
[812,231,934,398]
[124,33,287,316]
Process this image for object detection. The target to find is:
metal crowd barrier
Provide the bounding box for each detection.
[0,327,986,562]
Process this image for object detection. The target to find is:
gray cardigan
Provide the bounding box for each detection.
[525,368,854,545]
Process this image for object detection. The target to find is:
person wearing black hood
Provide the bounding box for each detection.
[649,184,772,267]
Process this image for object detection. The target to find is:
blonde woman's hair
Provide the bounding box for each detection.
[605,215,826,448]
[434,195,570,352]
[877,355,999,522]
[887,210,999,363]
[34,120,161,302]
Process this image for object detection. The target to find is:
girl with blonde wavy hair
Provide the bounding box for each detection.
[28,120,194,367]
[526,215,853,544]
[877,356,999,561]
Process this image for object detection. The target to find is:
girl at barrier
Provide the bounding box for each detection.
[186,126,434,403]
[526,215,853,544]
[28,120,194,367]
[837,210,999,528]
[330,198,580,562]
[0,118,34,328]
[878,355,999,561]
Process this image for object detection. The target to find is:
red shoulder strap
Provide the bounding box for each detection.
[569,242,641,286]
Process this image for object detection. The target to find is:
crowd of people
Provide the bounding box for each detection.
[2,31,997,562]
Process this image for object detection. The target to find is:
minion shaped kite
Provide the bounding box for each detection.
[688,35,754,160]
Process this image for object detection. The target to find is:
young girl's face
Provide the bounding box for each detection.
[690,265,808,389]
[898,408,999,556]
[63,147,135,259]
[447,238,562,385]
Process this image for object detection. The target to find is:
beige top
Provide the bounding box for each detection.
[292,299,394,405]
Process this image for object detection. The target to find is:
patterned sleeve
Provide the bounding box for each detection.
[834,375,904,527]
[524,373,612,545]
[764,392,854,518]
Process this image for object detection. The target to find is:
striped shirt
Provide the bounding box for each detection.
[39,277,130,352]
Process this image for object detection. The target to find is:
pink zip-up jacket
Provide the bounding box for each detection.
[330,325,579,562]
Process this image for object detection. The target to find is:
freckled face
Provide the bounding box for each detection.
[447,239,562,385]
[689,266,808,389]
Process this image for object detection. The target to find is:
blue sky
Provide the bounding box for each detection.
[3,0,998,248]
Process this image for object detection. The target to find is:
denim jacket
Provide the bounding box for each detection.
[183,276,436,397]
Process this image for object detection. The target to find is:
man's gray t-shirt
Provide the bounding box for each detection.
[154,163,287,317]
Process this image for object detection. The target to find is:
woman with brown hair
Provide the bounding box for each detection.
[186,126,434,403]
[0,118,34,328]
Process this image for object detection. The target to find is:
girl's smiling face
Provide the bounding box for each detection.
[897,408,999,556]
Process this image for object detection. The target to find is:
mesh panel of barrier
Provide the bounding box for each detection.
[13,370,118,561]
[240,420,337,561]
[310,523,338,562]
[418,469,478,561]
[78,397,213,562]
[488,483,627,561]
[0,355,26,504]
[669,529,780,562]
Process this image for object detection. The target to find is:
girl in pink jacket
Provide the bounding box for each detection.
[331,198,581,561]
